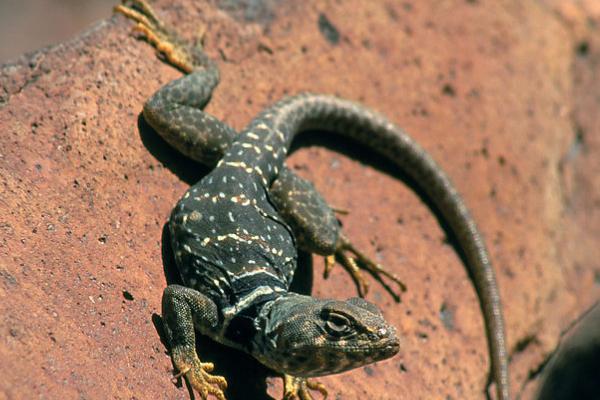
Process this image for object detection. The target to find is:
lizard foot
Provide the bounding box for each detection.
[171,345,228,400]
[283,375,327,400]
[324,234,407,301]
[114,0,198,73]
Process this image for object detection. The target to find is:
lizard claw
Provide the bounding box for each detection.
[324,234,407,302]
[284,375,327,400]
[324,252,369,297]
[114,0,196,73]
[171,346,228,400]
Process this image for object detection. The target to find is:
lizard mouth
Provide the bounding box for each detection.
[311,336,400,358]
[283,339,400,377]
[347,328,401,356]
[381,340,401,357]
[351,339,399,356]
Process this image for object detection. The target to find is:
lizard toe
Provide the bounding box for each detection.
[333,234,407,302]
[284,375,327,400]
[171,346,228,400]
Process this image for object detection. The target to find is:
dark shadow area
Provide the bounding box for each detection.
[137,114,211,185]
[535,302,600,400]
[151,312,169,350]
[192,335,274,400]
[161,223,181,286]
[289,249,314,296]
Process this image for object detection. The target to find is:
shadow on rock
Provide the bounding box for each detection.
[535,301,600,400]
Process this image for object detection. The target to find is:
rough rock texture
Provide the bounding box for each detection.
[1,1,599,399]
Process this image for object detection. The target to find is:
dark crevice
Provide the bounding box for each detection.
[512,334,539,355]
[557,125,587,212]
[318,13,340,45]
[576,40,590,57]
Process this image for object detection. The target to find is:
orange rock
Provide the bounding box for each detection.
[0,1,598,399]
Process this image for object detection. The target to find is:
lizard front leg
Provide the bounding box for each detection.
[162,285,227,400]
[326,235,407,301]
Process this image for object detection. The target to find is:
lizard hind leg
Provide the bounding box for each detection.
[114,0,203,73]
[115,0,233,167]
[283,375,328,400]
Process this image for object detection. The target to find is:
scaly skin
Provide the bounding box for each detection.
[115,1,509,399]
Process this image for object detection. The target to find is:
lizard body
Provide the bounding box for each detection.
[115,1,509,399]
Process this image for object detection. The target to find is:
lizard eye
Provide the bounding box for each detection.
[324,313,352,337]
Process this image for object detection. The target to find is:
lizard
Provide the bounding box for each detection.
[114,1,510,399]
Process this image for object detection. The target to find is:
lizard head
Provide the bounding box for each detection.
[254,293,399,377]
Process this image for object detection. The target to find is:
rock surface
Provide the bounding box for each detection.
[1,1,599,399]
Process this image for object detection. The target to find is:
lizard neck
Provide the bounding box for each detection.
[250,292,314,371]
